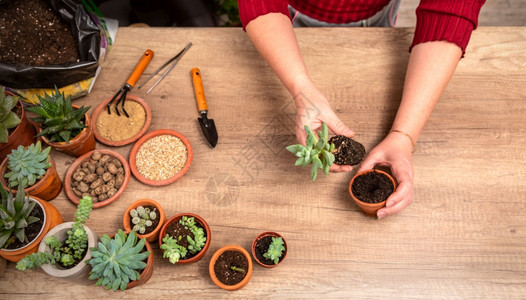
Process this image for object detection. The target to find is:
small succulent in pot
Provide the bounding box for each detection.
[87,229,151,291]
[16,196,93,270]
[0,185,39,249]
[287,123,365,181]
[130,206,157,235]
[263,237,286,265]
[160,216,207,264]
[0,87,21,144]
[4,141,51,189]
[25,87,91,143]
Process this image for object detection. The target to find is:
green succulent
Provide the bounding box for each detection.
[0,184,39,249]
[16,196,94,270]
[286,123,336,181]
[25,87,90,143]
[263,237,286,265]
[0,87,22,143]
[160,216,206,264]
[87,229,150,291]
[130,206,157,235]
[4,141,52,189]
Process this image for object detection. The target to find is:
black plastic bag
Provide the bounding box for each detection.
[0,0,101,89]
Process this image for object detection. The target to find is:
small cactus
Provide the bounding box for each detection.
[130,206,157,234]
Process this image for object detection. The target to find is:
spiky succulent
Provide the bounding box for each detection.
[286,123,335,181]
[0,87,21,143]
[25,87,90,143]
[4,141,52,189]
[263,237,286,265]
[130,206,157,234]
[0,185,39,249]
[88,230,150,291]
[160,216,206,264]
[16,196,93,270]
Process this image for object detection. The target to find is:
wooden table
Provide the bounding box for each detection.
[1,27,525,298]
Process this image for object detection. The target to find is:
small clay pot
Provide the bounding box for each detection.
[158,213,211,264]
[209,245,253,291]
[39,105,96,157]
[38,222,99,284]
[64,149,130,208]
[91,94,152,147]
[123,199,166,243]
[0,197,63,262]
[129,129,193,186]
[349,169,397,217]
[0,93,37,163]
[0,156,62,201]
[252,231,288,268]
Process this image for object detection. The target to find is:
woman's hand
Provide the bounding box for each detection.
[357,132,414,219]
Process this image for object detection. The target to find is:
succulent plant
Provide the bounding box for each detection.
[286,123,335,182]
[4,141,52,189]
[0,185,39,249]
[16,196,94,270]
[25,87,90,143]
[130,206,157,234]
[0,87,21,143]
[160,216,206,264]
[263,237,286,265]
[87,229,150,291]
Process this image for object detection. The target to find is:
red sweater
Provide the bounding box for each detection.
[238,0,485,54]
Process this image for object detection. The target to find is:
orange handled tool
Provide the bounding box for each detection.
[107,49,154,117]
[191,67,208,112]
[191,67,218,148]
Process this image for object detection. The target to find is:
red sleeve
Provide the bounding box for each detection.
[238,0,292,30]
[410,0,485,56]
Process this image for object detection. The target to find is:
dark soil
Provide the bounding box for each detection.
[0,0,79,66]
[352,170,394,203]
[214,250,248,286]
[2,200,44,249]
[164,218,206,260]
[129,205,160,235]
[254,236,285,265]
[329,135,366,166]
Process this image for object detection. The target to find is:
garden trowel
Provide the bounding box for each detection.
[191,67,218,148]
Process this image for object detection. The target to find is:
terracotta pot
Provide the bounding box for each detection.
[129,129,193,186]
[0,156,62,201]
[38,222,99,284]
[252,231,288,268]
[349,169,397,217]
[123,199,166,243]
[39,105,96,157]
[209,245,253,291]
[105,232,154,290]
[64,149,130,208]
[91,94,152,147]
[0,94,37,163]
[158,213,211,264]
[0,197,63,262]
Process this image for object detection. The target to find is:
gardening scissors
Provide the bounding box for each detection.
[138,42,192,94]
[107,49,154,117]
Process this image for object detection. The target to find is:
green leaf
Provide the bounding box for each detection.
[310,165,318,182]
[286,144,304,154]
[312,156,322,169]
[294,157,304,166]
[321,123,329,141]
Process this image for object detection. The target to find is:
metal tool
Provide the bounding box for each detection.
[138,42,192,94]
[191,67,218,148]
[107,49,154,117]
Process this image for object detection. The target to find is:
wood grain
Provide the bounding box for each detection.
[0,27,525,299]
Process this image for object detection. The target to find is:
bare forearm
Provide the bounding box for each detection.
[245,13,312,96]
[392,41,462,142]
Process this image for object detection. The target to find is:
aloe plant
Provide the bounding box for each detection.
[25,87,90,143]
[87,230,150,291]
[286,123,335,181]
[0,87,21,143]
[0,185,39,249]
[4,141,52,189]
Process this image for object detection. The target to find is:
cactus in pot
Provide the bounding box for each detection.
[130,206,157,235]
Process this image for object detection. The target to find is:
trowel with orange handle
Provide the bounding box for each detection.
[191,67,218,148]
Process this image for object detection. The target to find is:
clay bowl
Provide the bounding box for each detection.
[65,149,130,208]
[129,129,193,186]
[252,231,288,268]
[91,94,151,147]
[349,169,397,217]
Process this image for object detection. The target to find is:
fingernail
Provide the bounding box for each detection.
[343,129,354,137]
[377,211,386,219]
